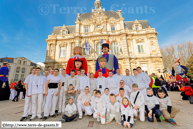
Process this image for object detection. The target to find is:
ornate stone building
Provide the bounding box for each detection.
[44,0,164,76]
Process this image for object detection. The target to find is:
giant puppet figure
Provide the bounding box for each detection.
[66,46,88,75]
[94,57,109,78]
[0,62,10,101]
[172,58,188,83]
[96,41,119,74]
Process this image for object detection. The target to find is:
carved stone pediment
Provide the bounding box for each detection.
[59,42,67,47]
[135,38,144,43]
[82,19,90,26]
[91,11,108,24]
[108,17,117,24]
[132,19,142,30]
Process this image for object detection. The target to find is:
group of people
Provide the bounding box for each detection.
[17,66,181,128]
[9,80,26,101]
[0,41,189,128]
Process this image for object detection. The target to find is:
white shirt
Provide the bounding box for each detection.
[89,79,97,93]
[145,95,159,111]
[79,75,90,91]
[28,75,45,95]
[91,96,96,107]
[139,72,151,88]
[101,94,110,106]
[59,74,69,87]
[94,97,106,113]
[47,75,62,83]
[120,85,132,97]
[77,92,91,105]
[24,74,34,84]
[130,74,147,90]
[130,90,144,107]
[124,75,132,89]
[65,76,80,91]
[116,94,130,104]
[65,103,77,114]
[158,96,172,111]
[121,104,134,124]
[96,76,107,94]
[107,76,119,94]
[113,74,125,85]
[107,101,120,115]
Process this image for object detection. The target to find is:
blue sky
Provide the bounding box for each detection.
[0,0,193,63]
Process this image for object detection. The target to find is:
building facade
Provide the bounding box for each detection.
[0,57,37,82]
[44,0,164,76]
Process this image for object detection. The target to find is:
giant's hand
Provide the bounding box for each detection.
[2,83,6,88]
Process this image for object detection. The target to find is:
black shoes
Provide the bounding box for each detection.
[20,117,27,121]
[51,115,56,117]
[42,116,48,121]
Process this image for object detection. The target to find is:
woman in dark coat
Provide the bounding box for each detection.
[12,80,23,102]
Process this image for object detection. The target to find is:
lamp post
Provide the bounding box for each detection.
[158,68,167,80]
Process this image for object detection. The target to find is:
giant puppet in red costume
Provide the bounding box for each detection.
[66,46,87,75]
[172,58,188,83]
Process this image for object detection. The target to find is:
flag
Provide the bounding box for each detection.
[85,40,91,51]
[101,39,110,45]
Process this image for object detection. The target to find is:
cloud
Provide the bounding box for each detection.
[160,26,193,47]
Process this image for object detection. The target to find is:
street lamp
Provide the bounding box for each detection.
[158,68,167,80]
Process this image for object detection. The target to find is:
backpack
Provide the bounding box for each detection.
[154,78,161,86]
[189,96,193,104]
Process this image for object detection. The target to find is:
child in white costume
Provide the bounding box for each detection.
[93,90,106,124]
[130,83,145,122]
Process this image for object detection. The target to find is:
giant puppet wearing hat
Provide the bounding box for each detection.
[95,40,119,74]
[0,62,10,101]
[66,46,88,75]
[172,58,188,83]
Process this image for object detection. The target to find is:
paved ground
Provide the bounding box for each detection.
[0,91,193,129]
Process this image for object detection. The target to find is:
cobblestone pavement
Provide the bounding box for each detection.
[0,91,192,129]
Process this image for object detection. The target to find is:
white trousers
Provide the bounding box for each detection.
[58,87,66,113]
[20,92,23,99]
[44,88,59,117]
[22,96,32,117]
[32,94,43,117]
[42,95,46,112]
[10,89,15,100]
[133,107,145,122]
[139,88,147,98]
[77,102,92,117]
[93,111,105,124]
[109,114,116,122]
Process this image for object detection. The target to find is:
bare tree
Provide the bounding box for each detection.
[160,44,176,73]
[177,41,193,65]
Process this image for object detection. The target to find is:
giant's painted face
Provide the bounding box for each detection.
[75,61,82,69]
[99,61,106,68]
[74,48,80,55]
[102,46,108,53]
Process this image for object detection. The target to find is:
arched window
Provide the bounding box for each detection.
[20,74,25,81]
[83,44,91,55]
[60,47,65,57]
[137,43,144,53]
[96,43,102,55]
[22,68,25,73]
[111,42,119,54]
[16,67,20,73]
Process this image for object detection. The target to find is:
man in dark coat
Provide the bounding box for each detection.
[0,62,10,101]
